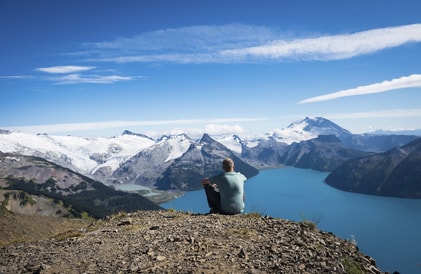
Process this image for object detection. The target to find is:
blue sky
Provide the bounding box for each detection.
[1,0,421,138]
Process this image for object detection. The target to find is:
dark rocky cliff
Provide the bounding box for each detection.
[279,135,370,171]
[325,137,421,198]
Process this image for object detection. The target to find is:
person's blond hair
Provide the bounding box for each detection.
[222,158,234,172]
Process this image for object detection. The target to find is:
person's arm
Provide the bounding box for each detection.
[202,178,210,185]
[202,178,218,189]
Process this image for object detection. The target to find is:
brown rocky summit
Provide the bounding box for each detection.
[0,210,384,273]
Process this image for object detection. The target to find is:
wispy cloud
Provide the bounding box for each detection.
[4,117,264,136]
[149,124,247,138]
[36,65,95,74]
[324,108,421,119]
[298,74,421,104]
[10,24,421,85]
[85,24,275,52]
[50,74,139,84]
[0,72,137,85]
[82,24,275,64]
[81,24,421,64]
[32,65,141,84]
[222,24,421,61]
[0,75,34,79]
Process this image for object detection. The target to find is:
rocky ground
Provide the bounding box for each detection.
[0,210,385,274]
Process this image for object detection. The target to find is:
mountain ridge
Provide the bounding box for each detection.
[277,135,370,171]
[325,137,421,198]
[1,117,419,196]
[0,152,162,218]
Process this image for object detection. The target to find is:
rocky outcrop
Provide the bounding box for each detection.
[0,210,385,273]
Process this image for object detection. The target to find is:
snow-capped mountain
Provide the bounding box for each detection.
[0,130,155,176]
[212,134,243,153]
[157,134,193,162]
[107,134,196,186]
[153,134,258,191]
[210,117,348,154]
[1,116,418,191]
[0,117,347,173]
[271,116,352,145]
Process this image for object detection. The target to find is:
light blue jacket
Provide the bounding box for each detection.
[210,172,247,214]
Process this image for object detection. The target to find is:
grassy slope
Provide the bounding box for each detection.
[0,208,90,247]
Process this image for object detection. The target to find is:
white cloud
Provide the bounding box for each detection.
[298,74,421,104]
[85,24,275,64]
[4,117,262,136]
[86,24,274,52]
[204,124,246,135]
[51,74,138,84]
[36,65,95,74]
[0,75,34,79]
[150,124,246,138]
[321,108,421,133]
[221,24,421,61]
[83,24,421,64]
[33,66,142,85]
[99,53,221,64]
[324,108,421,119]
[1,70,139,85]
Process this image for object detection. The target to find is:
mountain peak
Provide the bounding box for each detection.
[288,116,352,135]
[157,133,191,142]
[271,117,351,145]
[199,133,215,144]
[122,130,153,140]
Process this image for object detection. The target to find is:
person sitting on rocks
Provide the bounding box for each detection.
[202,158,247,215]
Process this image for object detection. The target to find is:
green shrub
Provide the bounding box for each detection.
[299,212,321,230]
[341,256,364,274]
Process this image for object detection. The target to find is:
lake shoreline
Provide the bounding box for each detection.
[161,167,421,274]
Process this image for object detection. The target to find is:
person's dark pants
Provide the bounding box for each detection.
[204,184,221,213]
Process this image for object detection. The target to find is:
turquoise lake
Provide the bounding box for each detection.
[161,167,421,274]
